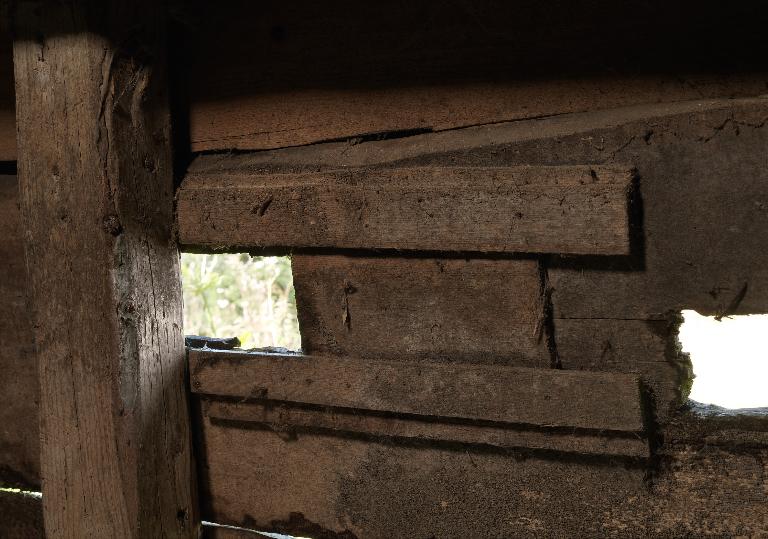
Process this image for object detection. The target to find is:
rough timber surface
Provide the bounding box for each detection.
[202,97,768,318]
[178,165,633,255]
[0,175,39,489]
[194,412,768,538]
[13,2,198,537]
[554,318,691,422]
[291,255,549,366]
[196,417,649,539]
[179,0,768,153]
[203,400,648,458]
[2,3,768,158]
[189,350,645,432]
[0,491,44,539]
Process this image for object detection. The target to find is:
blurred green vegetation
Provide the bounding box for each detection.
[180,253,301,350]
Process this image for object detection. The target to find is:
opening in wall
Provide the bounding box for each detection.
[181,253,301,351]
[679,310,768,410]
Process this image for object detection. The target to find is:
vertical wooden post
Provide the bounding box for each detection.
[13,1,198,537]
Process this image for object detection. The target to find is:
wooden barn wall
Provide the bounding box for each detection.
[1,2,767,537]
[176,0,768,153]
[185,96,768,536]
[2,1,768,159]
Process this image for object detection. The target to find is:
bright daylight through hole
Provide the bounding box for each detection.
[180,253,301,351]
[679,310,768,410]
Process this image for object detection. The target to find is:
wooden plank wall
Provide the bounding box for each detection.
[1,2,767,536]
[186,96,768,537]
[178,0,768,153]
[2,1,768,159]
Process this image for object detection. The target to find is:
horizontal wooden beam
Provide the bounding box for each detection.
[204,400,648,458]
[177,165,633,255]
[189,350,645,433]
[291,255,550,366]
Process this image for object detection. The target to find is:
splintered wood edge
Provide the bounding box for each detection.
[189,350,645,433]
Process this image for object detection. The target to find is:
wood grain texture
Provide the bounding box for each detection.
[292,255,551,366]
[554,318,691,423]
[178,165,633,255]
[2,4,768,157]
[0,491,44,539]
[190,350,644,432]
[180,0,768,153]
[214,97,768,317]
[204,400,648,458]
[195,421,766,538]
[195,419,649,538]
[13,2,198,537]
[0,175,39,489]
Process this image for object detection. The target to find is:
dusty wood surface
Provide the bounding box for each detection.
[0,491,44,539]
[204,400,648,458]
[212,97,768,317]
[194,415,767,538]
[196,418,649,539]
[555,318,691,422]
[179,1,768,153]
[190,350,644,432]
[0,175,39,489]
[292,255,551,366]
[13,2,198,537]
[3,4,768,157]
[178,165,633,255]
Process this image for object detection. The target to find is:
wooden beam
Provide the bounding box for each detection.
[292,255,550,366]
[13,2,198,537]
[178,164,632,255]
[195,414,649,537]
[189,350,645,433]
[203,400,648,458]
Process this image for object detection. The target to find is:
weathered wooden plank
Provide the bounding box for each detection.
[3,4,768,157]
[196,418,649,538]
[204,400,648,458]
[292,255,551,366]
[181,0,768,153]
[0,175,39,490]
[178,165,632,255]
[209,97,768,318]
[13,2,198,536]
[195,421,767,538]
[0,491,44,539]
[555,318,692,422]
[190,350,644,432]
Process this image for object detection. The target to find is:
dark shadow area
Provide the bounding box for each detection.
[176,0,768,98]
[0,161,16,175]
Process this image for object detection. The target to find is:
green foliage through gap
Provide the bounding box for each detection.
[180,253,301,350]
